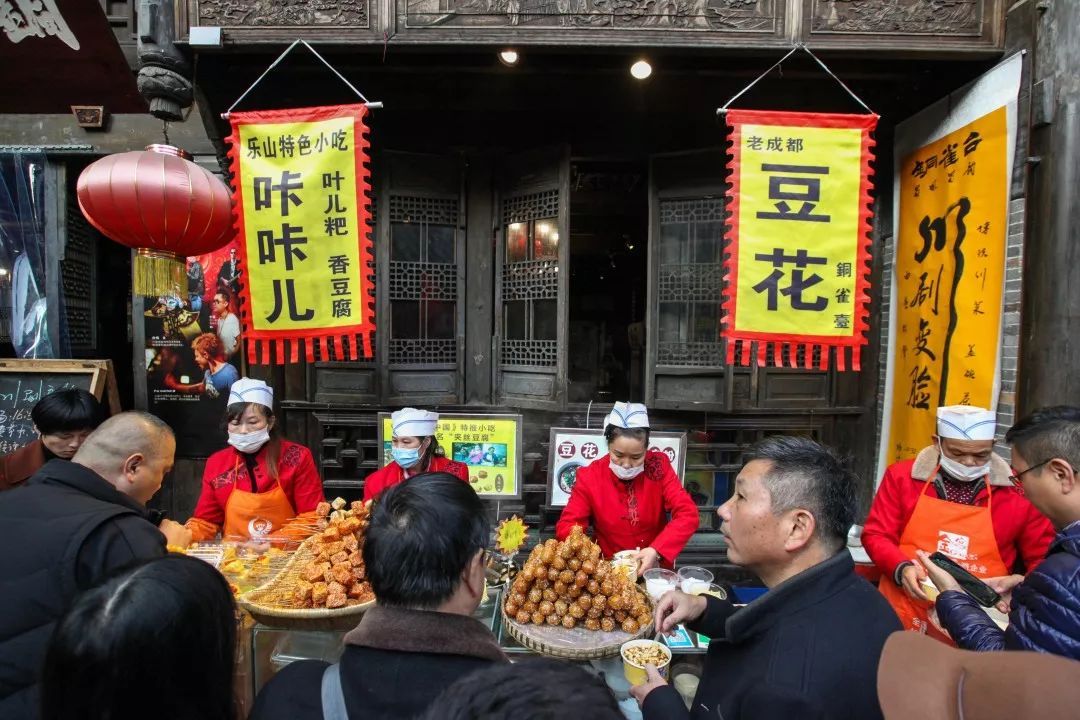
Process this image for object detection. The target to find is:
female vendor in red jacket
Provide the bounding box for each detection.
[185,378,325,542]
[556,402,699,572]
[363,407,468,501]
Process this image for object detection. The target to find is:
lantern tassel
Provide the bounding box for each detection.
[133,250,185,297]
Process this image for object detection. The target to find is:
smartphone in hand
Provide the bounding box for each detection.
[928,552,1002,607]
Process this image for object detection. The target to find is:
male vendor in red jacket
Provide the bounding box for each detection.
[864,405,1053,638]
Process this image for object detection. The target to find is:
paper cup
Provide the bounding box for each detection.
[621,639,672,686]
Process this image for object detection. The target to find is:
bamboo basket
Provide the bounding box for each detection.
[238,534,375,632]
[501,587,655,660]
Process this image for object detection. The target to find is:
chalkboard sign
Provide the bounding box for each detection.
[0,360,120,456]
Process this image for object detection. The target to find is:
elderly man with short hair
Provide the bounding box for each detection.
[0,412,182,720]
[632,436,901,720]
[251,472,509,720]
[863,405,1053,639]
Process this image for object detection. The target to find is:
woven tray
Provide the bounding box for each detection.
[238,534,375,632]
[501,588,655,660]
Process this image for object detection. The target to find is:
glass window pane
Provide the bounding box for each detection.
[505,301,527,340]
[694,221,722,264]
[506,223,528,264]
[426,301,455,339]
[391,223,421,262]
[692,303,720,342]
[660,221,689,264]
[534,299,557,340]
[659,302,688,343]
[427,224,455,264]
[533,217,559,260]
[391,300,420,339]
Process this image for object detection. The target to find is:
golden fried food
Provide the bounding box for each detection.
[601,617,615,632]
[623,643,669,668]
[292,498,375,609]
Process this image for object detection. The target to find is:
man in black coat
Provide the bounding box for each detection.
[633,436,901,720]
[0,412,182,720]
[250,472,508,720]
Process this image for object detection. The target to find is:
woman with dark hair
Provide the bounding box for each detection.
[41,554,238,720]
[556,402,699,571]
[185,378,324,542]
[363,407,468,501]
[0,388,106,490]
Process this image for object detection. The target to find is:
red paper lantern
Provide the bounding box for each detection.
[76,144,234,296]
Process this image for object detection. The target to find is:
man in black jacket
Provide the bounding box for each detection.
[250,472,508,720]
[633,436,901,720]
[0,411,179,720]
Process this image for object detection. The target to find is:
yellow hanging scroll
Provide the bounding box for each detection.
[723,110,878,371]
[887,108,1008,463]
[226,104,375,364]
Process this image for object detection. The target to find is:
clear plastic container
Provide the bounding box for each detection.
[643,568,679,601]
[677,566,714,595]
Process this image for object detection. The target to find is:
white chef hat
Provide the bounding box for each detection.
[605,401,650,429]
[391,407,439,438]
[936,405,997,441]
[227,377,273,410]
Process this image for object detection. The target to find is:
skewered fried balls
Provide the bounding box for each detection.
[621,618,640,634]
[505,602,520,617]
[552,556,567,571]
[637,613,652,628]
[541,547,556,564]
[574,571,588,588]
[581,559,597,575]
[569,603,585,619]
[559,570,574,584]
[512,592,527,606]
[521,566,535,582]
[568,558,581,572]
[585,618,601,631]
[523,601,538,614]
[531,612,545,625]
[547,567,560,582]
[587,607,603,620]
[608,594,625,611]
[587,580,600,595]
[577,594,593,610]
[554,600,569,616]
[539,601,555,616]
[515,610,530,623]
[615,611,628,623]
[568,586,583,599]
[601,617,616,632]
[600,580,614,596]
[561,615,576,629]
[553,581,569,596]
[542,588,557,603]
[527,588,542,604]
[546,613,561,626]
[592,595,607,611]
[558,543,574,560]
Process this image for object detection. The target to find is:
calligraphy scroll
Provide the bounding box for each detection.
[722,110,877,371]
[226,104,375,364]
[886,108,1008,463]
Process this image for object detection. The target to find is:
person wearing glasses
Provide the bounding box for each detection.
[917,406,1080,659]
[862,405,1053,643]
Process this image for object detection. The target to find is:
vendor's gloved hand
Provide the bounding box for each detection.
[160,519,193,549]
[653,589,707,637]
[630,665,668,708]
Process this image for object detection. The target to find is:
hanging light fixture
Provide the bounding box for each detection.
[499,49,520,66]
[77,145,234,296]
[630,59,652,80]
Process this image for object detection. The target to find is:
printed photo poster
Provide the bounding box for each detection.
[144,242,242,456]
[547,428,688,506]
[378,413,523,499]
[881,53,1021,472]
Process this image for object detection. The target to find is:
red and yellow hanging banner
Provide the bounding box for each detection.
[722,110,878,371]
[226,104,375,364]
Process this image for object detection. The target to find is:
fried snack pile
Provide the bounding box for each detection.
[505,526,651,633]
[293,498,375,610]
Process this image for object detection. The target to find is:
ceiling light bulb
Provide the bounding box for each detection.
[630,60,652,80]
[499,50,520,66]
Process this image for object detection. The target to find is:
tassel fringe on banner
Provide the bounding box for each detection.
[247,333,375,367]
[133,250,185,297]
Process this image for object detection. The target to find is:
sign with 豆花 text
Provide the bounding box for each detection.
[226,104,375,364]
[722,110,878,371]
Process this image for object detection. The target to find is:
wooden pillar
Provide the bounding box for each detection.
[464,154,495,404]
[1017,0,1080,414]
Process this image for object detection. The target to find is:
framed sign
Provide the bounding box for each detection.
[546,428,688,507]
[378,413,523,500]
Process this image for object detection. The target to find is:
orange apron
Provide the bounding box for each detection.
[879,472,1008,644]
[223,455,296,541]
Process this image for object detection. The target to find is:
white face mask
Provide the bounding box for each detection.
[610,459,645,481]
[229,428,270,455]
[938,442,990,482]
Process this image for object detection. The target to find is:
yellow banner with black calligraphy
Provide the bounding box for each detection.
[886,108,1008,464]
[226,104,375,364]
[722,110,878,371]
